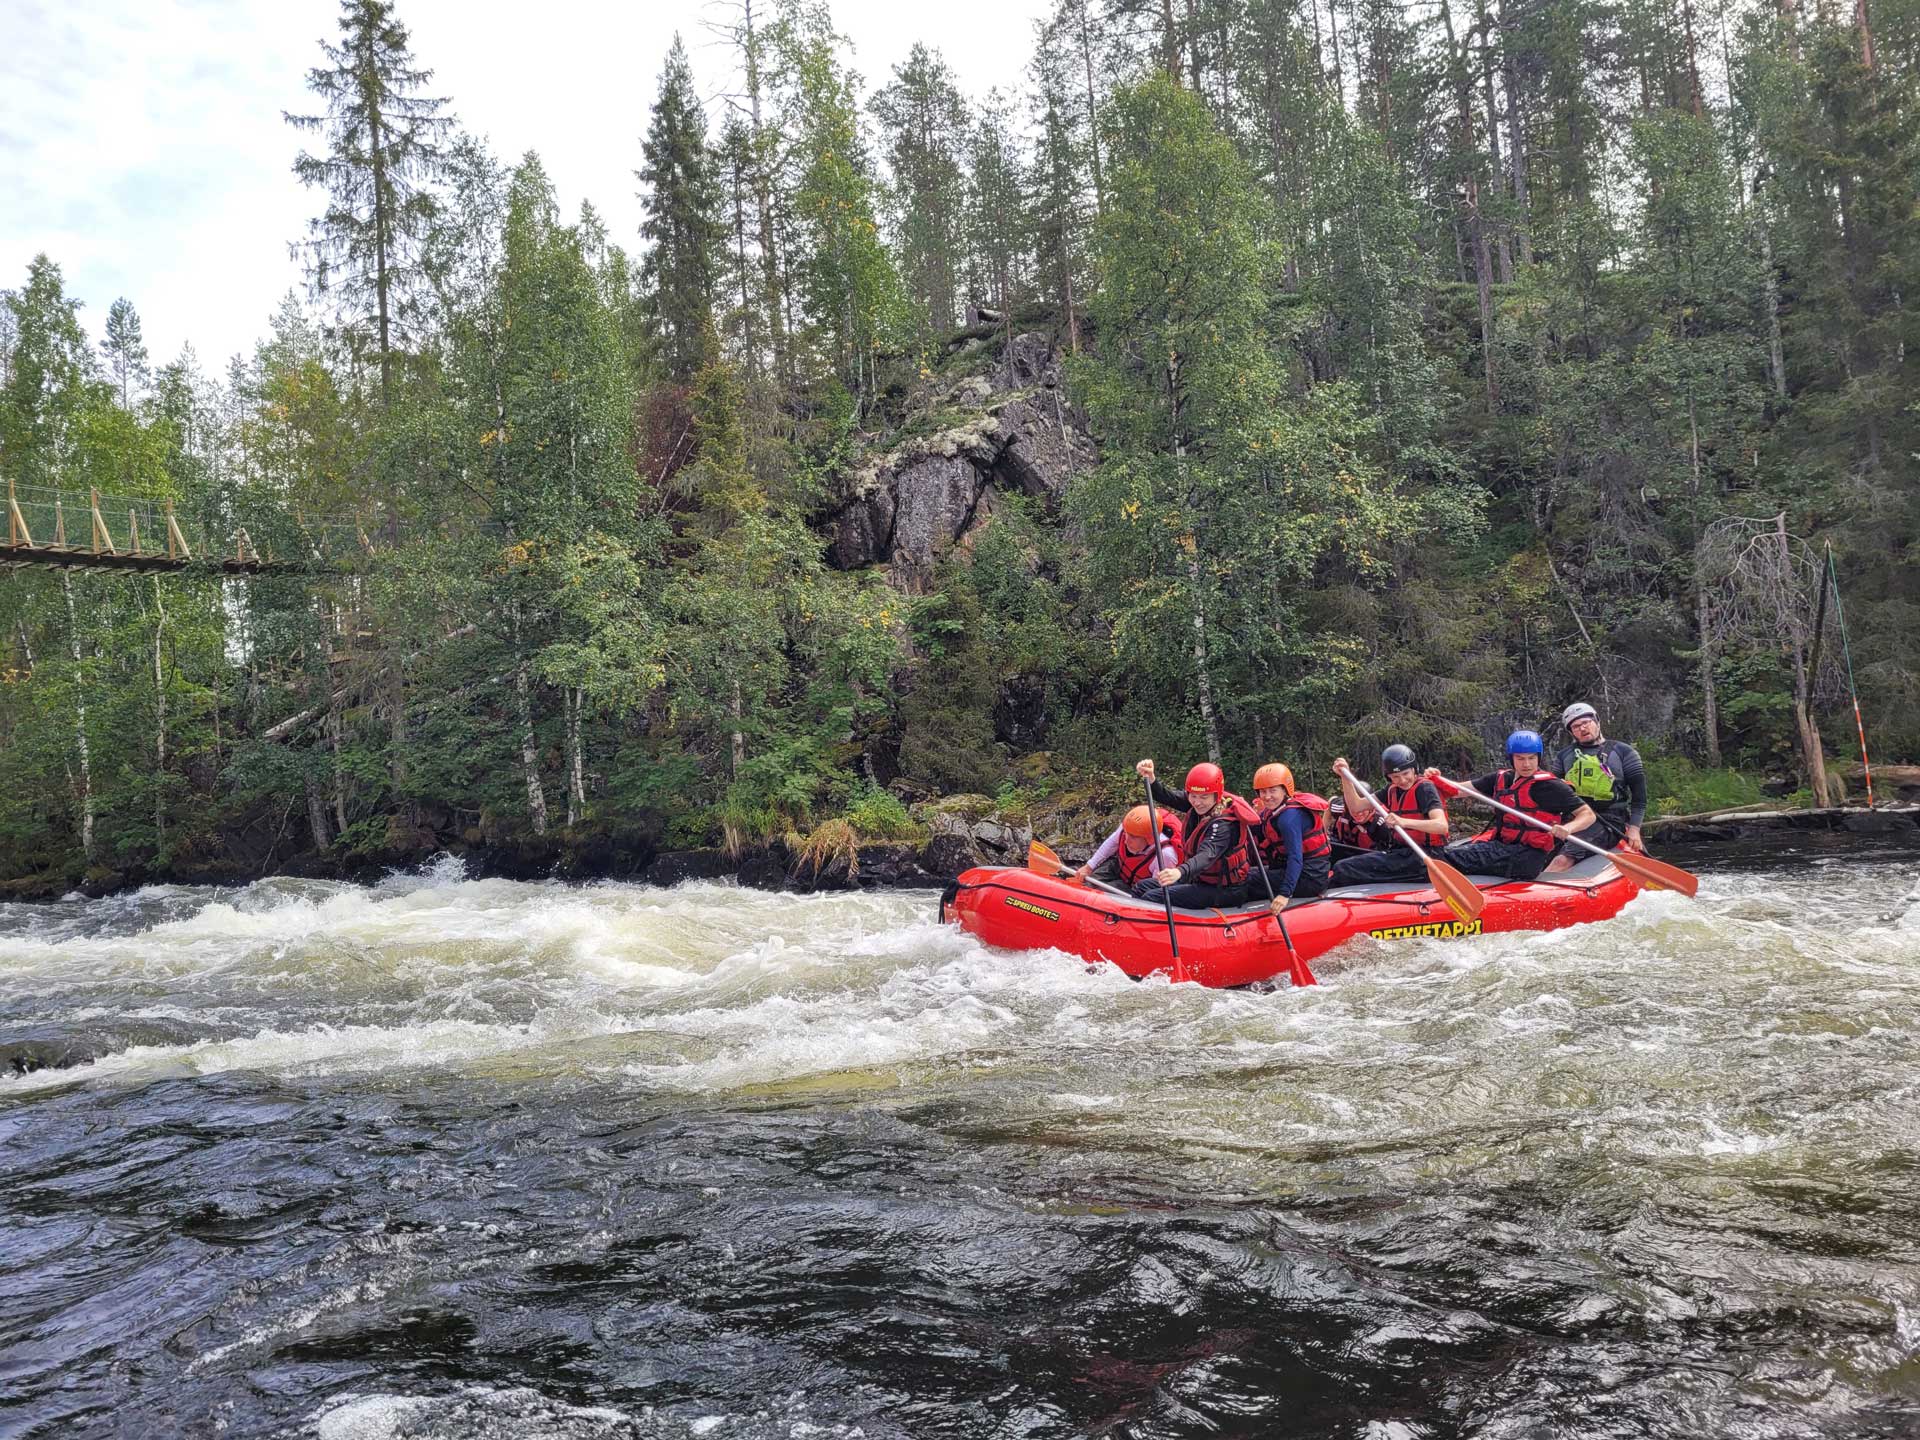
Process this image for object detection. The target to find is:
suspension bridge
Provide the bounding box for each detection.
[3,479,379,575]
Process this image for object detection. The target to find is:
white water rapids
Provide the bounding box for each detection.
[3,849,1919,1438]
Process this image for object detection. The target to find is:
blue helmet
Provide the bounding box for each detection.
[1506,729,1545,756]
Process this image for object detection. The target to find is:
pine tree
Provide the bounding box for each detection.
[717,115,769,374]
[773,2,907,409]
[871,43,970,337]
[1029,86,1088,351]
[966,91,1028,340]
[637,36,725,384]
[286,0,451,410]
[102,298,149,411]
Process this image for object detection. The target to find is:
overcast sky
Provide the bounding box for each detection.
[2,0,1053,375]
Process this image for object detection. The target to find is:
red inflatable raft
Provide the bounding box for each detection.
[940,851,1639,987]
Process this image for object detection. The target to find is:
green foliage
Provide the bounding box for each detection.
[1641,756,1769,817]
[870,44,970,338]
[9,1,1920,892]
[841,784,922,842]
[286,0,451,404]
[773,1,911,407]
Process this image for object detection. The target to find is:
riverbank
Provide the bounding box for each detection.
[1648,800,1920,844]
[7,789,1916,903]
[0,791,1051,901]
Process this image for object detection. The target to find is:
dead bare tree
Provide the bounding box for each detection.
[1696,513,1849,805]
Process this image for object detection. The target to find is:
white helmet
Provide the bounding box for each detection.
[1562,701,1598,727]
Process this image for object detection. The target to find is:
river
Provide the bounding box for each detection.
[3,846,1919,1439]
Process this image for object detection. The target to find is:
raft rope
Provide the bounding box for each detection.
[1826,543,1875,810]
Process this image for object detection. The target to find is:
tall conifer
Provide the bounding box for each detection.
[871,44,970,337]
[102,298,149,411]
[286,0,451,410]
[638,37,726,384]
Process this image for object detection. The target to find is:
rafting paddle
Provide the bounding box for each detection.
[1140,777,1191,983]
[1026,840,1132,900]
[1238,815,1317,987]
[1340,765,1487,923]
[1439,777,1700,897]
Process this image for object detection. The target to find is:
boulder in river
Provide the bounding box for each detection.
[912,794,1033,877]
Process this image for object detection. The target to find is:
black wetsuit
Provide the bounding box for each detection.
[1132,780,1250,909]
[1553,737,1646,851]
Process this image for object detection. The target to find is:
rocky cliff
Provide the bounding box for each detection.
[825,331,1096,590]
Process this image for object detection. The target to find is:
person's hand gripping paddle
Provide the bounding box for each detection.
[1440,777,1699,897]
[1026,839,1130,899]
[1339,762,1486,923]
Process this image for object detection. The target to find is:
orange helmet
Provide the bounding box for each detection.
[1184,762,1226,796]
[1121,805,1155,839]
[1252,762,1294,796]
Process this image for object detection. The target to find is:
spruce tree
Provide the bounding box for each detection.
[637,35,725,384]
[774,3,907,409]
[286,0,451,410]
[102,298,149,411]
[1028,88,1088,351]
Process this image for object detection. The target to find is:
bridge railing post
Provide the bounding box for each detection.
[90,489,117,556]
[7,478,36,549]
[166,501,191,562]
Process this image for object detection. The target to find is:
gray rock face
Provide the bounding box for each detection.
[1004,331,1055,387]
[887,452,989,587]
[914,798,1035,875]
[831,482,894,570]
[824,332,1096,579]
[991,390,1095,501]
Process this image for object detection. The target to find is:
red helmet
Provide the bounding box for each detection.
[1121,805,1155,839]
[1184,762,1226,796]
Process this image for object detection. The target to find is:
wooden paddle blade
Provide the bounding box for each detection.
[1027,840,1081,883]
[1423,854,1488,922]
[1609,848,1700,897]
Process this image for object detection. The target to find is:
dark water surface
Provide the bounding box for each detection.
[4,847,1919,1438]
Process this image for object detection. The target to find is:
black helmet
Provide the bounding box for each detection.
[1381,743,1418,773]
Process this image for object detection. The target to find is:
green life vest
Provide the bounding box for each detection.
[1562,747,1618,803]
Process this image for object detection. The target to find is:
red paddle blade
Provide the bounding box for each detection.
[1610,848,1700,897]
[1424,856,1487,921]
[1288,950,1317,986]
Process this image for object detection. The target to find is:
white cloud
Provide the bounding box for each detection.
[1,0,1054,374]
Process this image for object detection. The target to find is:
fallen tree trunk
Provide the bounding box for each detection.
[258,624,478,744]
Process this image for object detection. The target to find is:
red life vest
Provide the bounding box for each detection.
[1382,781,1442,850]
[1279,792,1331,861]
[1115,815,1186,886]
[1331,800,1374,851]
[1473,769,1560,851]
[1184,795,1253,887]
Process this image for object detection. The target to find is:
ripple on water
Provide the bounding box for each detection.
[1,857,1918,1437]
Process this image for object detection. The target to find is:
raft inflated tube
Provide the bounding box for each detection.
[943,850,1637,988]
